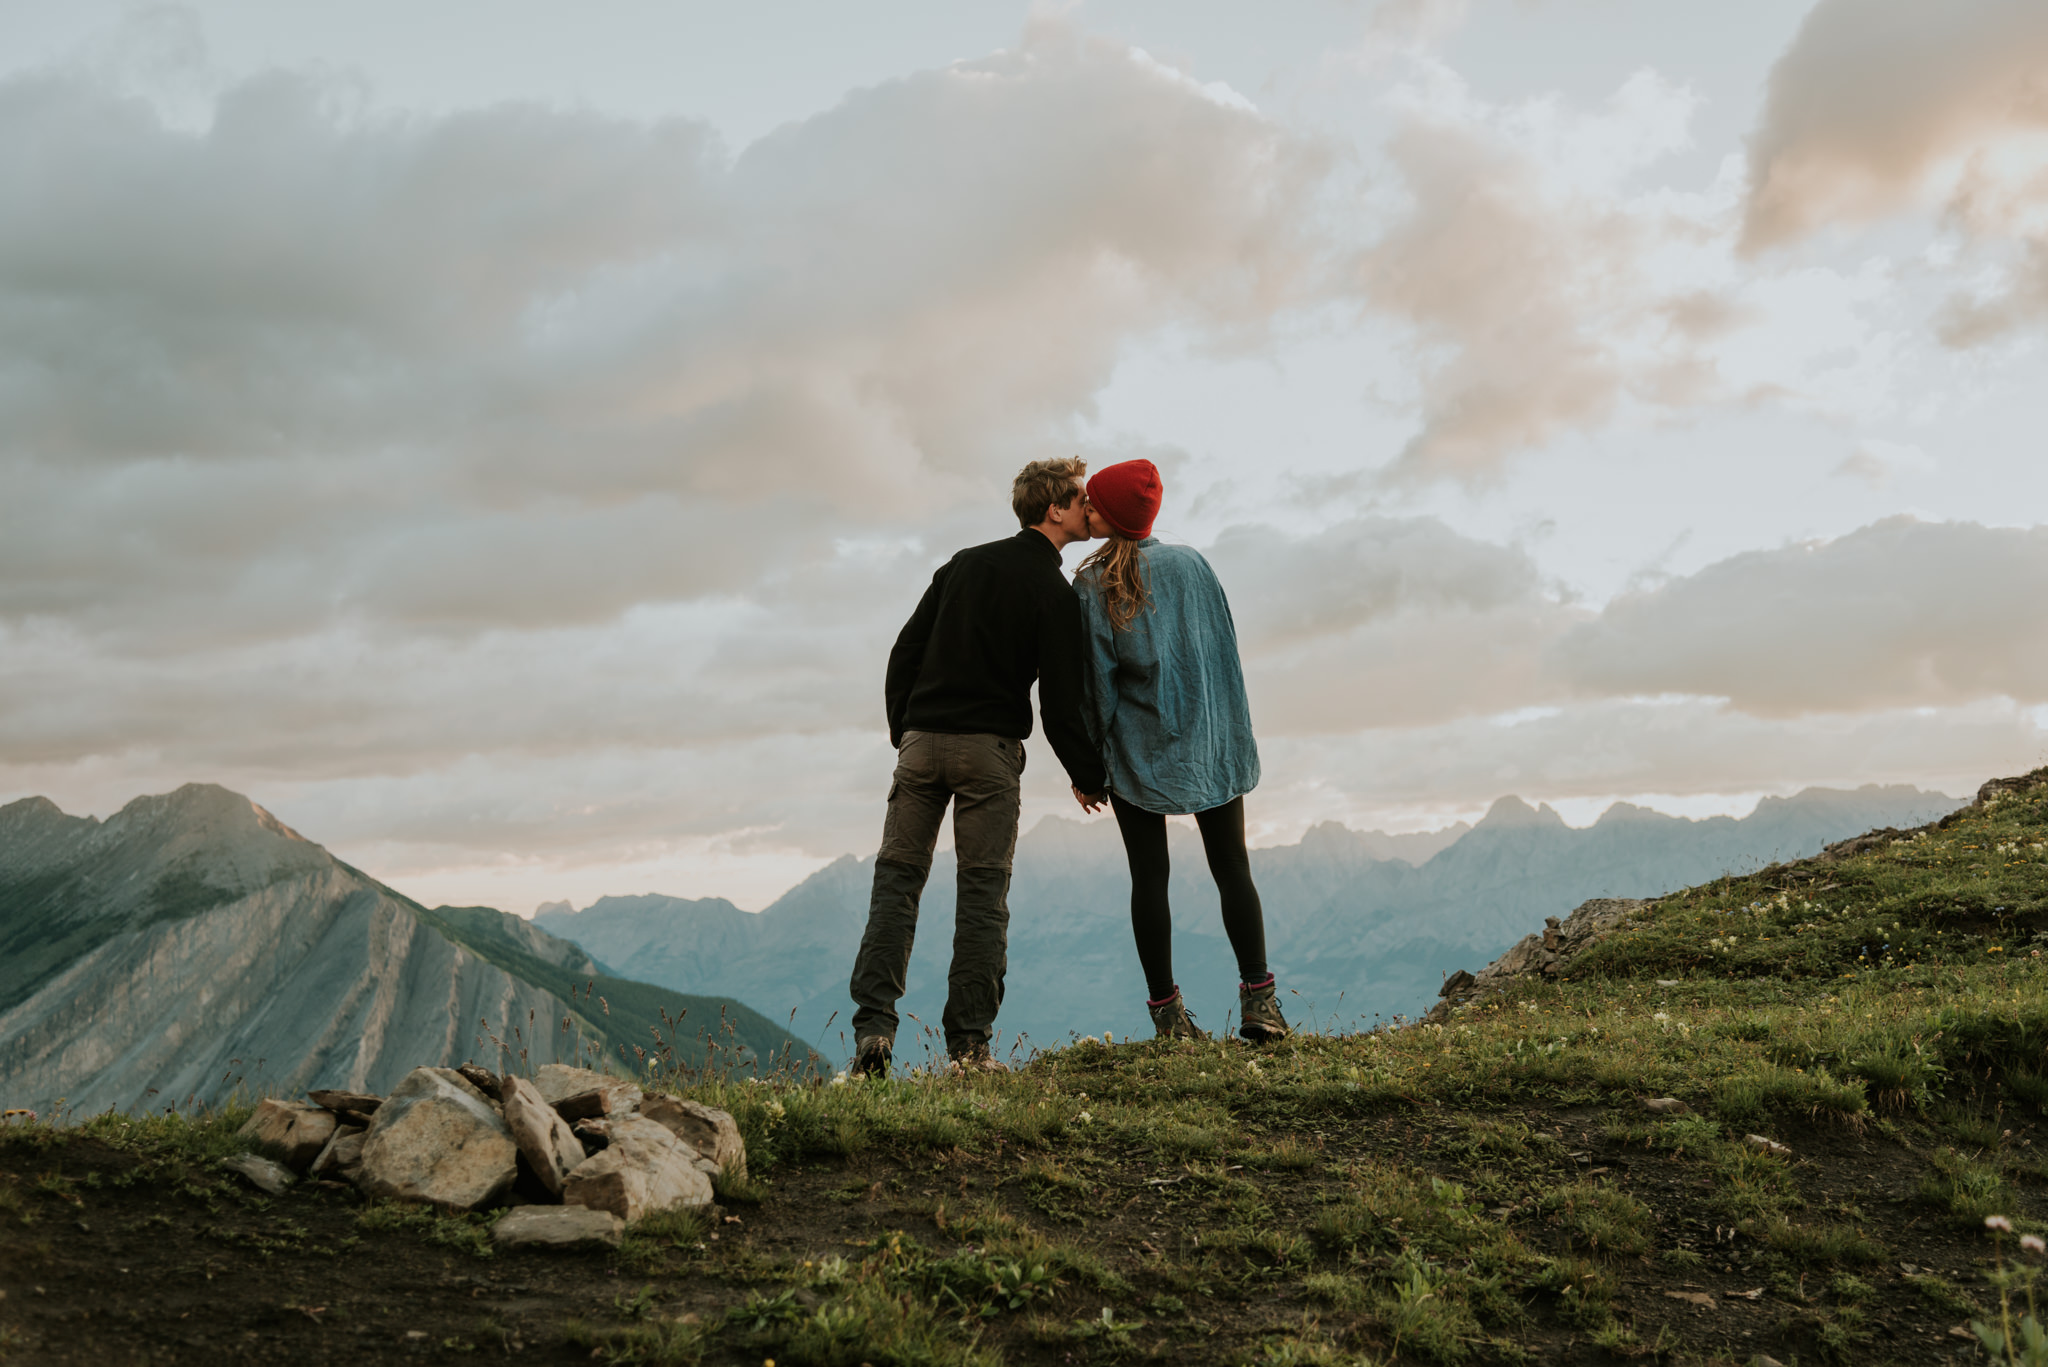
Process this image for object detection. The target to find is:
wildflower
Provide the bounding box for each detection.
[2024,1235,2046,1254]
[765,1098,786,1120]
[1653,1012,1671,1022]
[1103,1032,1114,1046]
[1987,1215,2014,1233]
[829,1072,849,1087]
[1075,1110,1093,1124]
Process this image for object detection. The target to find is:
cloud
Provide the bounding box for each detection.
[1556,518,2048,715]
[1206,517,1577,729]
[1359,66,1725,481]
[1744,1,2048,340]
[0,19,1335,648]
[1743,0,2048,250]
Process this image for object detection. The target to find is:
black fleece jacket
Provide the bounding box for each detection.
[884,529,1107,793]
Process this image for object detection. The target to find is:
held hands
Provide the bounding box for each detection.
[1071,785,1109,814]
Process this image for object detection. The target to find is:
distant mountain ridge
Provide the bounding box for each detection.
[0,785,805,1115]
[537,784,1964,1059]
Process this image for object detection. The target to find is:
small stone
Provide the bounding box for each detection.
[1749,1356,1786,1367]
[500,1074,585,1197]
[1664,1290,1715,1307]
[457,1064,503,1102]
[307,1089,382,1116]
[1744,1134,1793,1157]
[237,1099,339,1172]
[356,1066,518,1211]
[493,1205,623,1251]
[562,1116,713,1222]
[641,1095,748,1182]
[1655,979,1680,987]
[222,1153,295,1196]
[1644,1097,1690,1115]
[310,1125,367,1178]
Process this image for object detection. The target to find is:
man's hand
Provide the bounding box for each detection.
[1071,785,1109,814]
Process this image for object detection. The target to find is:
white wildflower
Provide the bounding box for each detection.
[2024,1235,2046,1254]
[1075,1110,1093,1124]
[1987,1215,2014,1233]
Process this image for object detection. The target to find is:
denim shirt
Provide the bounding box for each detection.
[1074,539,1261,815]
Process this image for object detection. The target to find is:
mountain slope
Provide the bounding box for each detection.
[539,783,1964,1058]
[0,785,805,1114]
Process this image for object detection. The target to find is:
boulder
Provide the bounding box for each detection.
[356,1066,519,1211]
[533,1064,641,1117]
[493,1205,623,1251]
[222,1152,295,1196]
[500,1074,585,1196]
[310,1125,367,1179]
[562,1116,714,1221]
[307,1089,382,1116]
[641,1095,747,1182]
[237,1099,339,1172]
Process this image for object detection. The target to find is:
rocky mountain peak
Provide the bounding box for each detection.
[1474,795,1567,831]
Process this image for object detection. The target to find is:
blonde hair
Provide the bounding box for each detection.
[1011,457,1088,527]
[1080,533,1150,632]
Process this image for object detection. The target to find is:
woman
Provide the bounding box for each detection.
[1072,458,1288,1043]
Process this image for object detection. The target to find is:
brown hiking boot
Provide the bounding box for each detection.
[850,1035,893,1079]
[1238,977,1291,1043]
[945,1042,1010,1077]
[1147,988,1208,1041]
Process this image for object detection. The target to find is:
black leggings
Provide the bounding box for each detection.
[1111,793,1269,1001]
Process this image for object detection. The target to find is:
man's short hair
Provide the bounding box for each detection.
[1012,457,1088,528]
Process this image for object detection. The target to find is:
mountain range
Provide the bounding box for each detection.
[537,784,1965,1061]
[0,785,804,1115]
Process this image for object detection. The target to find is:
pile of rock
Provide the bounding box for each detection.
[1424,897,1649,1023]
[229,1063,746,1250]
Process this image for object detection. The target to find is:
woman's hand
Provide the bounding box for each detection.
[1072,785,1108,814]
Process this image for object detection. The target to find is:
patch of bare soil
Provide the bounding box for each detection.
[2,1090,2024,1366]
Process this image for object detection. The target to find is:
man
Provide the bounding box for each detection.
[847,458,1108,1077]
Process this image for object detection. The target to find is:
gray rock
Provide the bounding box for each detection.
[562,1116,713,1221]
[237,1099,338,1172]
[310,1124,366,1178]
[307,1089,382,1115]
[532,1064,641,1116]
[1424,898,1648,1022]
[641,1095,747,1182]
[493,1204,623,1251]
[1644,1097,1690,1115]
[357,1066,518,1210]
[222,1152,295,1195]
[457,1064,502,1101]
[500,1074,585,1196]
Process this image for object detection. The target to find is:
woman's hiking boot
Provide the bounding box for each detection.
[1147,987,1207,1040]
[1238,975,1290,1043]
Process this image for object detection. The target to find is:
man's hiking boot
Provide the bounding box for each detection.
[851,1035,893,1079]
[1238,975,1291,1043]
[946,1042,1010,1077]
[1147,987,1208,1040]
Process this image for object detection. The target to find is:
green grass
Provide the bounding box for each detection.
[30,770,2048,1365]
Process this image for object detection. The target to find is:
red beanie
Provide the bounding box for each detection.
[1086,459,1162,540]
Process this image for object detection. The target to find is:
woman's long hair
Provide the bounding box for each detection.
[1080,533,1150,632]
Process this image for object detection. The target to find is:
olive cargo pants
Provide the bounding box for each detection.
[848,731,1025,1056]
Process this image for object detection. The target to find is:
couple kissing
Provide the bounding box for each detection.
[846,457,1287,1079]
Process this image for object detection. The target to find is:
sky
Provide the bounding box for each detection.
[4,0,2048,914]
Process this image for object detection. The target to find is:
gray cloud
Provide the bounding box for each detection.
[0,22,1336,648]
[1556,518,2048,715]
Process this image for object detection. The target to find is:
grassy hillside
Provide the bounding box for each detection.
[10,771,2048,1364]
